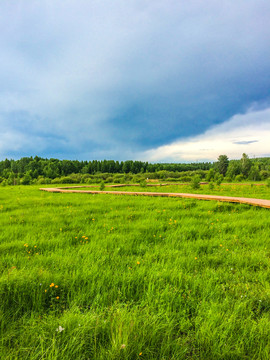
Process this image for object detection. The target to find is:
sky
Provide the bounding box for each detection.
[0,0,270,162]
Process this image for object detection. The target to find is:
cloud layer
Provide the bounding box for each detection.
[0,0,270,160]
[142,107,270,162]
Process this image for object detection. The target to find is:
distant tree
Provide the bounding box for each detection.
[206,168,215,182]
[260,170,270,180]
[8,171,16,185]
[226,160,241,179]
[216,155,229,176]
[248,165,261,181]
[241,153,252,178]
[123,161,133,173]
[21,171,32,185]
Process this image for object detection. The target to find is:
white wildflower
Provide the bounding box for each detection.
[56,326,65,332]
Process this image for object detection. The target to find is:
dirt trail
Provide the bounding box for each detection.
[39,186,270,209]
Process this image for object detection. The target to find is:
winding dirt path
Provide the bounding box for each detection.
[39,186,270,209]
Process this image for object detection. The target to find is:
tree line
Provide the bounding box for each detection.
[0,156,212,184]
[214,153,270,181]
[0,154,269,185]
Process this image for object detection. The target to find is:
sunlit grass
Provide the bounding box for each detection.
[56,182,270,200]
[1,185,270,359]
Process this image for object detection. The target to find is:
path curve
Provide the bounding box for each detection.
[40,186,270,209]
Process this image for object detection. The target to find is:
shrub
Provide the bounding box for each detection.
[216,175,223,186]
[260,170,270,180]
[51,177,61,184]
[21,173,32,185]
[208,182,215,190]
[235,174,244,182]
[179,176,191,182]
[60,177,76,184]
[105,177,113,183]
[167,178,180,182]
[99,182,105,191]
[140,180,147,187]
[38,177,51,184]
[1,180,8,186]
[224,176,232,183]
[190,175,201,190]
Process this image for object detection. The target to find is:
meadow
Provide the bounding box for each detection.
[64,182,270,200]
[1,184,270,359]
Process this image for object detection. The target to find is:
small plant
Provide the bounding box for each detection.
[99,182,105,191]
[266,178,270,188]
[216,178,222,186]
[216,174,223,186]
[190,175,201,190]
[140,180,147,187]
[208,182,215,190]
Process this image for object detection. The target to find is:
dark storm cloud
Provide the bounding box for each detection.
[0,0,270,160]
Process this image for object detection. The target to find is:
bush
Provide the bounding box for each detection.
[21,173,32,185]
[206,169,215,182]
[260,170,270,180]
[105,177,113,183]
[216,175,223,186]
[167,178,180,182]
[140,180,147,187]
[87,178,98,184]
[190,175,201,190]
[124,174,133,182]
[1,180,8,186]
[179,176,191,182]
[99,182,105,191]
[51,177,61,184]
[208,182,215,190]
[60,177,76,184]
[38,177,51,184]
[235,174,244,182]
[80,174,91,183]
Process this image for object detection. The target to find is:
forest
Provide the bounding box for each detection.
[0,154,269,185]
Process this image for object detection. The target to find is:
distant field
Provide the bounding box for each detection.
[58,182,270,200]
[1,185,270,359]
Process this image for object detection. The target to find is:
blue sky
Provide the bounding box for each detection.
[1,0,270,162]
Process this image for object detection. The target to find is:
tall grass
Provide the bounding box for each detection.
[1,185,270,359]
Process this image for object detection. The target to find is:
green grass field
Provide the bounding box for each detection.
[1,185,270,359]
[62,182,270,200]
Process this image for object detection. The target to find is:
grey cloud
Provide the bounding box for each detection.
[0,0,270,159]
[233,140,259,145]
